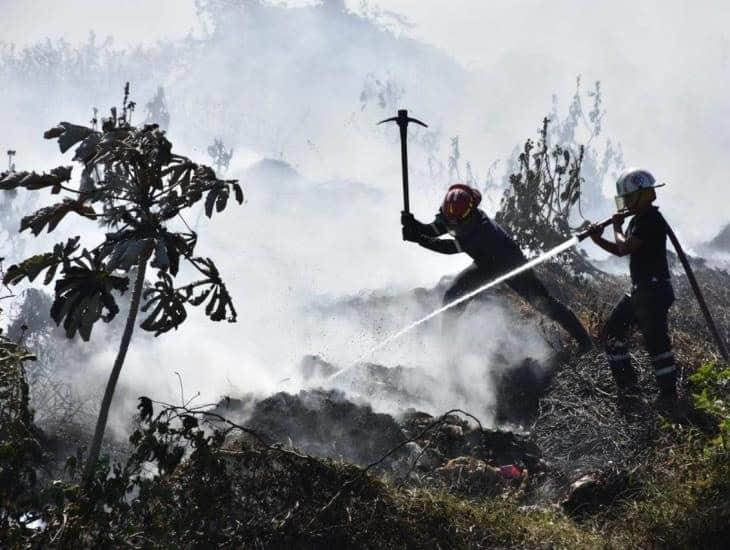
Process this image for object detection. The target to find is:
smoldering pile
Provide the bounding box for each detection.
[214,361,545,499]
[214,352,641,507]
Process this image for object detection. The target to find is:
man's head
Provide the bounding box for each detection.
[441,183,482,226]
[615,169,664,214]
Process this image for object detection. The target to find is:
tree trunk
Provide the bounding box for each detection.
[83,245,153,484]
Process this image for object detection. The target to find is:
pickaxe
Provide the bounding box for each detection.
[378,109,428,214]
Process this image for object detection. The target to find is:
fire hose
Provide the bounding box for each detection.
[578,213,729,361]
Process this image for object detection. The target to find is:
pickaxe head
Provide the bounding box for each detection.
[378,109,428,129]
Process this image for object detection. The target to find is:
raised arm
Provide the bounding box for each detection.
[417,235,461,254]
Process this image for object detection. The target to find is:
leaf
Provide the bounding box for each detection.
[150,231,195,276]
[2,237,80,285]
[182,257,238,324]
[0,166,73,191]
[151,239,170,272]
[3,253,57,285]
[43,259,60,285]
[232,182,244,204]
[204,186,218,218]
[20,199,96,236]
[201,179,242,218]
[49,258,129,341]
[188,287,211,306]
[138,396,154,422]
[77,293,102,341]
[181,415,198,431]
[79,167,96,195]
[140,272,188,336]
[162,162,189,189]
[180,166,193,195]
[44,122,95,153]
[72,133,101,163]
[215,185,229,213]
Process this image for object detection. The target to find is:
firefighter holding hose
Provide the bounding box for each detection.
[401,183,593,352]
[586,169,678,403]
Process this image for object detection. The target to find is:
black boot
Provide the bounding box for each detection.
[656,369,677,398]
[577,335,594,355]
[610,362,639,392]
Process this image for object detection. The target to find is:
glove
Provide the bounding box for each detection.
[402,211,429,234]
[401,211,418,230]
[402,224,422,242]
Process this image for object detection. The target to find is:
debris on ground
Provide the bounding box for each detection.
[561,469,638,519]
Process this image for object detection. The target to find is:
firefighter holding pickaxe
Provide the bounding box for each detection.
[379,111,593,352]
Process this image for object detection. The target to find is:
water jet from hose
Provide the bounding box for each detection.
[343,236,580,372]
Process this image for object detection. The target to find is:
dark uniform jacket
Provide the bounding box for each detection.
[626,206,671,288]
[418,209,526,273]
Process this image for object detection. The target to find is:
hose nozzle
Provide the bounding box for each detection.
[576,211,630,242]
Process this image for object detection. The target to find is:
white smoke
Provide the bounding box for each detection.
[3,0,720,431]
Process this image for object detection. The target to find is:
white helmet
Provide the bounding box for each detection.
[615,168,664,210]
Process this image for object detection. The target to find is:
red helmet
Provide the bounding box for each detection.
[441,183,482,224]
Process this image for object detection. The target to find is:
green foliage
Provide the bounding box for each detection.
[11,399,275,547]
[1,85,244,341]
[690,361,730,450]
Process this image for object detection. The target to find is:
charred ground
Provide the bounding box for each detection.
[2,252,729,549]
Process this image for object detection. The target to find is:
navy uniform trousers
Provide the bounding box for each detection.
[442,262,590,345]
[603,282,676,395]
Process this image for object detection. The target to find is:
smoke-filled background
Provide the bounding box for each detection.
[1,0,729,431]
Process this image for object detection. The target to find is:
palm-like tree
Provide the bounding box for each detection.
[0,87,243,482]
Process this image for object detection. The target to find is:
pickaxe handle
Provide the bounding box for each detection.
[399,121,410,213]
[378,109,428,214]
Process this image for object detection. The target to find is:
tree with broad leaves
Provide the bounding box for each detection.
[0,84,244,482]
